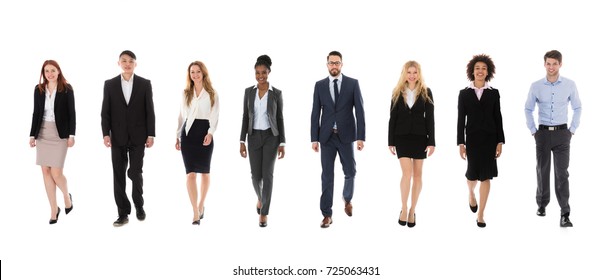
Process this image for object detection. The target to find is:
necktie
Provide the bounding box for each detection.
[333,79,339,105]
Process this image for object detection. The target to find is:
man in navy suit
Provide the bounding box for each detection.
[101,50,156,227]
[311,51,365,228]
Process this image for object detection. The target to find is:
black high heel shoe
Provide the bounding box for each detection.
[259,215,267,227]
[65,193,73,214]
[476,219,486,228]
[192,219,200,225]
[199,207,205,220]
[49,207,60,224]
[398,211,407,226]
[407,213,416,228]
[469,203,478,213]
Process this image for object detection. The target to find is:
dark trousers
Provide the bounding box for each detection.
[111,142,145,217]
[248,129,280,216]
[534,128,572,215]
[320,133,356,217]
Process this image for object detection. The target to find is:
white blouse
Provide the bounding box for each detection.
[177,88,219,139]
[43,87,57,122]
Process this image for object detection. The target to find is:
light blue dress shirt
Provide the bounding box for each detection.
[525,76,582,134]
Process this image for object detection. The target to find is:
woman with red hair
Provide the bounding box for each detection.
[29,60,76,224]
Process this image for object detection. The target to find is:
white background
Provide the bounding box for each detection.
[1,0,610,279]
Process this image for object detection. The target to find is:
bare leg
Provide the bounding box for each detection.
[186,173,198,221]
[467,180,478,208]
[398,158,413,221]
[477,180,491,223]
[198,173,210,217]
[409,159,424,223]
[42,166,59,219]
[50,167,71,208]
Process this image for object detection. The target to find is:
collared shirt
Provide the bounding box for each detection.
[405,87,415,108]
[177,87,220,138]
[43,87,57,122]
[253,84,271,130]
[121,73,134,104]
[328,75,342,103]
[468,82,491,100]
[525,76,582,134]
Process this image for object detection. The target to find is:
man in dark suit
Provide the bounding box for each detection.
[101,50,155,227]
[311,51,365,228]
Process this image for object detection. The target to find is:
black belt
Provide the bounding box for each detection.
[539,124,567,131]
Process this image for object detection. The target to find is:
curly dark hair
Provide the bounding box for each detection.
[466,54,495,82]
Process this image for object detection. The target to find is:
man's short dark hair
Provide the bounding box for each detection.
[120,50,136,60]
[327,51,342,61]
[544,50,562,63]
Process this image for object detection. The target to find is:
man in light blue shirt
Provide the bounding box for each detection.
[525,50,582,227]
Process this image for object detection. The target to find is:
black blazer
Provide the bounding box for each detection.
[240,86,286,143]
[29,85,76,139]
[101,74,155,146]
[388,88,435,146]
[457,87,505,145]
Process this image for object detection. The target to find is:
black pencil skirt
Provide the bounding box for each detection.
[180,119,214,174]
[465,131,498,181]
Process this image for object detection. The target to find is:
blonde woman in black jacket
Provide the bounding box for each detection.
[388,61,435,228]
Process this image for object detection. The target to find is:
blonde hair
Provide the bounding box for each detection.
[184,61,216,108]
[391,61,432,109]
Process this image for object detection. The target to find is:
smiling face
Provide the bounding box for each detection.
[255,65,269,86]
[118,54,137,75]
[545,57,561,80]
[44,64,60,83]
[327,55,342,77]
[190,64,203,84]
[473,61,488,83]
[405,66,419,87]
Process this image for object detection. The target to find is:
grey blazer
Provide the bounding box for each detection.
[240,85,286,143]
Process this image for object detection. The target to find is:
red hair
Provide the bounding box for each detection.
[38,60,71,94]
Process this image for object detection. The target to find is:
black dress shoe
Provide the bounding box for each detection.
[257,207,261,215]
[537,207,546,216]
[113,216,129,227]
[398,211,407,226]
[469,203,478,213]
[476,220,486,228]
[407,213,416,228]
[192,220,200,225]
[560,214,573,227]
[49,207,60,224]
[259,215,267,227]
[65,193,73,214]
[136,208,146,221]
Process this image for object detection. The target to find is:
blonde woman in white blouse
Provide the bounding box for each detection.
[175,61,219,225]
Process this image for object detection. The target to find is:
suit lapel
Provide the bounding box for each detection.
[249,87,256,114]
[115,75,128,107]
[267,88,275,116]
[128,75,139,107]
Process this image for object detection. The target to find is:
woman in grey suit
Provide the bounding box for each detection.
[240,55,286,227]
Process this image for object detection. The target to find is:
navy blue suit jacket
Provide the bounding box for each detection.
[311,74,365,144]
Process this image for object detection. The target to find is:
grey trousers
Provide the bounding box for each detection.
[534,128,572,215]
[248,129,280,215]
